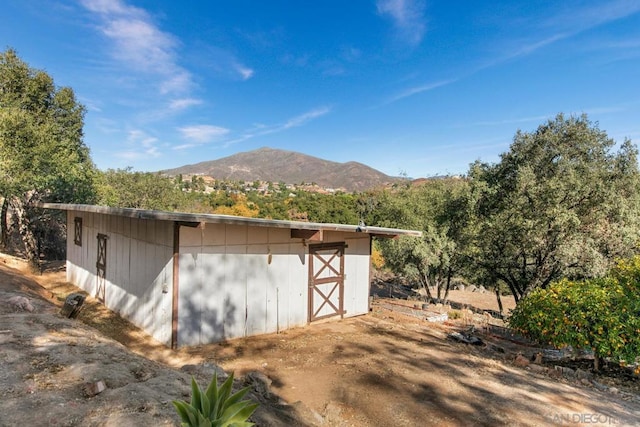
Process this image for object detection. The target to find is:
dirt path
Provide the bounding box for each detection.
[202,312,639,426]
[1,252,639,426]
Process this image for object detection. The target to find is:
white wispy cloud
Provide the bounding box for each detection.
[169,98,203,111]
[580,106,626,116]
[498,0,640,63]
[468,107,624,129]
[115,129,161,160]
[387,79,456,104]
[117,103,328,154]
[502,34,568,62]
[178,125,230,144]
[470,115,554,127]
[282,107,332,129]
[243,106,332,138]
[235,64,254,80]
[127,129,158,147]
[594,38,640,50]
[197,45,255,81]
[221,106,333,146]
[376,0,427,46]
[385,1,640,109]
[544,0,640,33]
[80,0,131,15]
[80,0,193,94]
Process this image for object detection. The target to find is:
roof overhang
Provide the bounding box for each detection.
[40,203,422,239]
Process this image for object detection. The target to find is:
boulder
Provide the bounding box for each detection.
[554,365,576,378]
[82,380,106,397]
[514,354,530,367]
[6,296,34,312]
[528,364,547,374]
[244,371,275,401]
[448,332,483,346]
[575,368,593,381]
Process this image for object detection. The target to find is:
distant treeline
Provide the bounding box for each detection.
[95,168,366,225]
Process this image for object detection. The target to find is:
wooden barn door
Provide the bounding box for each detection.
[96,233,108,303]
[308,242,345,322]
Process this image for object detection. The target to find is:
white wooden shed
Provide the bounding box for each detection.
[41,203,420,348]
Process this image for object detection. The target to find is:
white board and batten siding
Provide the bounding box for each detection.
[177,224,373,346]
[65,211,175,346]
[45,203,420,348]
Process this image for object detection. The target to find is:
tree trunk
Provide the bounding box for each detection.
[418,267,434,302]
[593,354,601,372]
[12,195,41,271]
[0,197,8,248]
[442,268,452,304]
[494,272,523,303]
[419,275,433,302]
[422,282,433,302]
[505,280,521,304]
[495,287,504,316]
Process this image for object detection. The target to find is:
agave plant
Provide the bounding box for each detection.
[173,372,259,427]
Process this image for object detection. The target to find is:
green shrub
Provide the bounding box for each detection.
[509,256,640,372]
[173,372,258,427]
[448,309,462,319]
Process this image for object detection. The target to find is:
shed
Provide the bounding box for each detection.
[41,203,421,348]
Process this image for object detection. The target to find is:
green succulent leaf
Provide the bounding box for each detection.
[206,372,221,417]
[173,373,259,427]
[220,402,259,427]
[191,377,203,412]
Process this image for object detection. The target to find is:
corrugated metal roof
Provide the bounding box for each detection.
[40,203,422,238]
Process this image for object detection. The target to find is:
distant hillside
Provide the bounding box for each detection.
[162,147,401,192]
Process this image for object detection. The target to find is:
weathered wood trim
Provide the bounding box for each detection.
[171,221,180,349]
[291,229,323,241]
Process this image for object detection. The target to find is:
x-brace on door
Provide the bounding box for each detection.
[96,233,108,303]
[308,242,345,322]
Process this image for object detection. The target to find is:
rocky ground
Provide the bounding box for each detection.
[1,252,639,426]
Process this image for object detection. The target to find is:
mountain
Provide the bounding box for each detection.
[161,147,401,192]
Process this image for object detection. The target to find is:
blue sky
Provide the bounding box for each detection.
[2,0,640,178]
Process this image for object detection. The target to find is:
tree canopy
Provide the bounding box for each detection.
[0,49,95,203]
[468,114,640,302]
[0,48,96,265]
[370,178,472,301]
[96,168,186,211]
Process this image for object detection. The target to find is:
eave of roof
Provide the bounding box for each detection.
[39,203,422,238]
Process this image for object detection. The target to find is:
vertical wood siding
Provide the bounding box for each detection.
[177,226,371,346]
[64,211,372,348]
[65,211,174,346]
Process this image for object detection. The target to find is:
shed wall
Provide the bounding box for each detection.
[63,211,373,348]
[177,225,371,346]
[65,211,174,345]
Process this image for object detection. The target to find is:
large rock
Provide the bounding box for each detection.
[6,296,34,312]
[82,380,107,397]
[514,354,530,367]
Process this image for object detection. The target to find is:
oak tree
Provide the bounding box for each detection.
[469,114,640,302]
[0,49,96,266]
[373,178,472,302]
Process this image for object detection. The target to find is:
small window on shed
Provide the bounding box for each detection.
[74,217,82,246]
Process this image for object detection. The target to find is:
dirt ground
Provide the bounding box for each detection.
[1,252,639,426]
